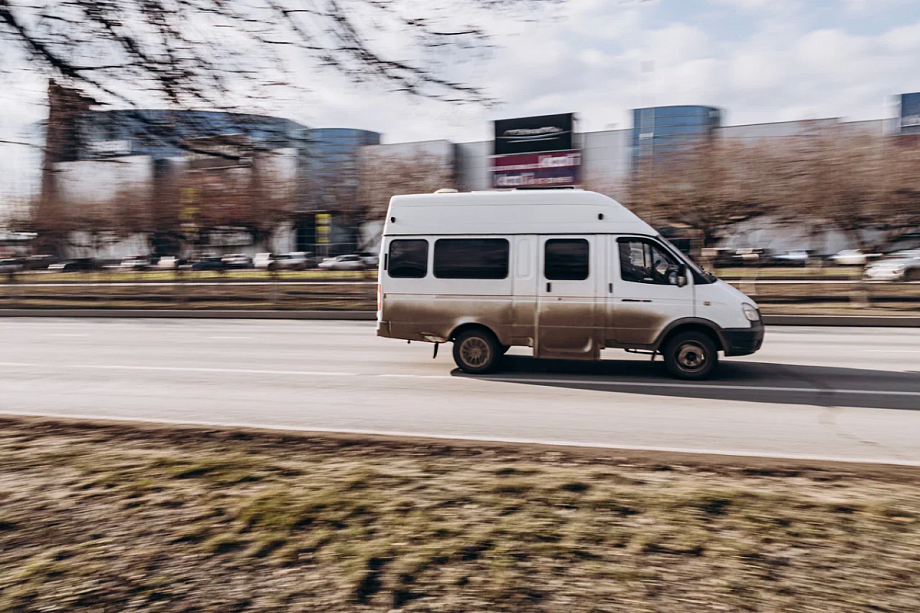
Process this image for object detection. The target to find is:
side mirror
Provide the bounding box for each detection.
[676,264,688,287]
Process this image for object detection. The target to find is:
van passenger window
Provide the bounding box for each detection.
[388,240,428,278]
[434,239,509,279]
[545,239,589,280]
[618,238,680,285]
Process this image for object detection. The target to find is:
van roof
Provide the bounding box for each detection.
[383,189,656,237]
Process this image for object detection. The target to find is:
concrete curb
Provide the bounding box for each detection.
[762,315,920,327]
[0,309,918,326]
[0,309,378,320]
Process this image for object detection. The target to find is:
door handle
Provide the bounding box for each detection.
[546,282,552,292]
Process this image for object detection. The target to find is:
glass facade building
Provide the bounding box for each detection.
[297,128,381,254]
[631,105,722,174]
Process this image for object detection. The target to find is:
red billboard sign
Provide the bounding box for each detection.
[491,150,581,188]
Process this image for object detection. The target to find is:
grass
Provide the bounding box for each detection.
[0,419,918,611]
[7,269,376,284]
[713,266,865,280]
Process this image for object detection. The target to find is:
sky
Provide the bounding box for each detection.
[3,0,920,200]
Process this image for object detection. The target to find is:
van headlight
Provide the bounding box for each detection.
[742,303,760,322]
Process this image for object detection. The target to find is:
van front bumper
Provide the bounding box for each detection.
[721,321,764,356]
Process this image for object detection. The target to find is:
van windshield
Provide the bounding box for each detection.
[656,235,717,284]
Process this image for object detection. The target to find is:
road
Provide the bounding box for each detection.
[1,318,919,465]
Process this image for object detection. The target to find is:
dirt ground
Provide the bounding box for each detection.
[1,418,918,612]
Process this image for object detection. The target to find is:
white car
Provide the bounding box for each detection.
[119,256,151,270]
[255,252,308,271]
[829,249,867,266]
[0,259,23,274]
[357,252,380,269]
[157,256,180,270]
[221,253,253,269]
[865,250,920,281]
[318,254,366,271]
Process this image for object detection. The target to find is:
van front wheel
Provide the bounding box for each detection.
[663,332,718,380]
[453,329,501,374]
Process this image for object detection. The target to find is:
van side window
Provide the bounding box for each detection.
[545,239,589,280]
[434,239,509,279]
[618,238,679,285]
[388,240,428,278]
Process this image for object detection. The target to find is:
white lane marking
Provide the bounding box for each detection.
[65,364,357,377]
[0,361,916,396]
[46,333,89,337]
[476,376,920,397]
[208,336,252,340]
[1,410,918,467]
[866,350,920,354]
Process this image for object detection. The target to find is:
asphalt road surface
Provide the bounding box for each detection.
[2,318,919,465]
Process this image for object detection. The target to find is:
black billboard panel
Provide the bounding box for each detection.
[494,113,575,155]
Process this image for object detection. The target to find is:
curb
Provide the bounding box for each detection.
[762,315,920,327]
[0,309,377,320]
[0,309,918,327]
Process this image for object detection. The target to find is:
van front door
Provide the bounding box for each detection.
[536,236,599,359]
[609,236,694,347]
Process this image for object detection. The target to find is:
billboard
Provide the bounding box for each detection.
[899,93,920,135]
[494,113,575,155]
[491,150,581,188]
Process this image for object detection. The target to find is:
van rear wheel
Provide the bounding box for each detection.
[453,329,501,374]
[663,331,718,380]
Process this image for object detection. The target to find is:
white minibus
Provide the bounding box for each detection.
[376,189,763,379]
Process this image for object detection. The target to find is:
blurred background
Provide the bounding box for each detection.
[0,0,918,312]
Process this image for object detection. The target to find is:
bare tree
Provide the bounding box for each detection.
[1,0,546,109]
[357,151,456,220]
[629,137,787,247]
[629,127,920,254]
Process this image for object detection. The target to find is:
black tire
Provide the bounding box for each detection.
[499,344,511,355]
[663,331,718,380]
[453,329,502,374]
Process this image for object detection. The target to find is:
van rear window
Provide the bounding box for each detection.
[388,240,428,278]
[433,239,509,279]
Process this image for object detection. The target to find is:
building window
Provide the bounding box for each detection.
[433,239,509,279]
[618,238,680,285]
[545,239,589,280]
[388,240,428,278]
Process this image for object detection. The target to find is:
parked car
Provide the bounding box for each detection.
[255,252,309,271]
[190,256,227,272]
[0,259,23,274]
[769,250,810,267]
[731,248,766,266]
[48,258,96,272]
[221,253,253,269]
[865,250,920,281]
[356,252,380,269]
[157,256,181,270]
[22,254,57,270]
[829,249,867,266]
[318,254,366,271]
[119,255,151,271]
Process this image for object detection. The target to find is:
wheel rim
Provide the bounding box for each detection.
[676,341,707,372]
[459,337,491,368]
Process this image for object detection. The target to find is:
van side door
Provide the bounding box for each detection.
[536,236,599,359]
[609,236,694,347]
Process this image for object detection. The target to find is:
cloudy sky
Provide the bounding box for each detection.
[3,0,920,198]
[295,0,920,143]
